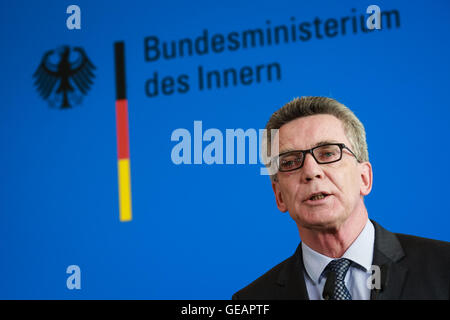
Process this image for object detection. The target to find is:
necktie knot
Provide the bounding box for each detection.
[325,258,352,280]
[323,258,353,300]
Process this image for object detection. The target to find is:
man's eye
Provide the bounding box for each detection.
[322,151,335,157]
[280,157,302,169]
[281,160,294,168]
[316,147,340,161]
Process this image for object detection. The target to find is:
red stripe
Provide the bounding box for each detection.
[116,99,130,159]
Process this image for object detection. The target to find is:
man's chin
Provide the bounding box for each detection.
[295,211,347,232]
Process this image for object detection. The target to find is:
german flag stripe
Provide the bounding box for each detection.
[116,99,130,159]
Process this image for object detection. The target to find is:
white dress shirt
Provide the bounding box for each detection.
[302,219,375,300]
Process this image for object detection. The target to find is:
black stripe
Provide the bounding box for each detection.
[114,42,126,100]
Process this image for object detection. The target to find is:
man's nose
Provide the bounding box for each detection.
[300,152,324,182]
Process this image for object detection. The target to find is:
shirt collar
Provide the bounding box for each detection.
[302,219,375,284]
[342,219,374,272]
[302,241,333,284]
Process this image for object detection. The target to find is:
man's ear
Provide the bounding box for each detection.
[359,161,373,196]
[272,180,288,212]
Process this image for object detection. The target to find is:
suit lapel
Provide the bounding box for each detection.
[370,220,408,300]
[275,244,309,299]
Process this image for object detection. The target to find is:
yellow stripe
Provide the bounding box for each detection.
[118,158,132,222]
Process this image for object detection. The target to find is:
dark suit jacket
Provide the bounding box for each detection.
[232,220,450,300]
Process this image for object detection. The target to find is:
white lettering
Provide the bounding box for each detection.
[66,265,81,290]
[181,304,215,318]
[169,121,279,176]
[367,265,381,290]
[66,5,81,30]
[366,5,381,30]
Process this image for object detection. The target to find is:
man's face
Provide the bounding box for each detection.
[272,114,372,231]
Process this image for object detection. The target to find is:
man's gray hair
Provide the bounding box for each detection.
[263,96,369,181]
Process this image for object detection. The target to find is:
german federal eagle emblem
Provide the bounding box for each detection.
[33,46,96,109]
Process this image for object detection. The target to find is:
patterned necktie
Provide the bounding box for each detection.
[323,258,352,300]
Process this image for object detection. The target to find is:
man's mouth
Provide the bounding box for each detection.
[306,192,330,201]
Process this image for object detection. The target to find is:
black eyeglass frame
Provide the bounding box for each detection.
[275,143,360,172]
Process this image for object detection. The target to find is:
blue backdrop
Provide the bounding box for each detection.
[1,0,449,299]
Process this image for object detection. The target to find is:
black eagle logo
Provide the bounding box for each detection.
[33,46,96,109]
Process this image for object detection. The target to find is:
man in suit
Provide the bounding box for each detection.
[233,97,450,300]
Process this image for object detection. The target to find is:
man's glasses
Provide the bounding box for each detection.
[275,143,359,172]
